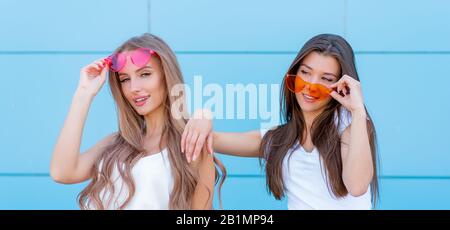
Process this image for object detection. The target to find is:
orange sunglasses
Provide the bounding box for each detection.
[285,74,332,100]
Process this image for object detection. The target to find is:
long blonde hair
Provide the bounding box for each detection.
[78,33,226,209]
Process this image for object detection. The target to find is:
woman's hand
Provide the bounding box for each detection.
[77,58,109,97]
[181,109,213,163]
[329,75,366,115]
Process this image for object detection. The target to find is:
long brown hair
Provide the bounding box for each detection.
[78,33,226,209]
[260,34,379,206]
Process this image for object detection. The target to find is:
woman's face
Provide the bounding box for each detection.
[294,51,340,113]
[117,51,166,116]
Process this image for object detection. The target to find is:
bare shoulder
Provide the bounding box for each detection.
[104,132,119,142]
[97,132,119,147]
[81,132,118,155]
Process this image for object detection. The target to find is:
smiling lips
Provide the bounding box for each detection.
[133,95,150,106]
[302,93,317,103]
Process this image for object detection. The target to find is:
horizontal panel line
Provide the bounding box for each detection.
[0,173,50,177]
[379,176,450,180]
[228,175,450,180]
[0,51,110,55]
[1,51,450,55]
[356,51,450,55]
[1,173,449,180]
[178,51,450,55]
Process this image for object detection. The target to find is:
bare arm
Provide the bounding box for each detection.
[182,109,264,161]
[50,59,112,184]
[340,111,373,197]
[212,131,262,158]
[330,75,374,197]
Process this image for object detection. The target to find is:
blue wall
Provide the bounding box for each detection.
[1,0,449,209]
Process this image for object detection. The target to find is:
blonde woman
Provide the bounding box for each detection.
[50,33,225,210]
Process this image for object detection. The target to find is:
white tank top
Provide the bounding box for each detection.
[260,108,372,210]
[94,148,174,210]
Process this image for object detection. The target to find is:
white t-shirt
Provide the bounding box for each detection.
[260,108,372,210]
[93,148,174,210]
